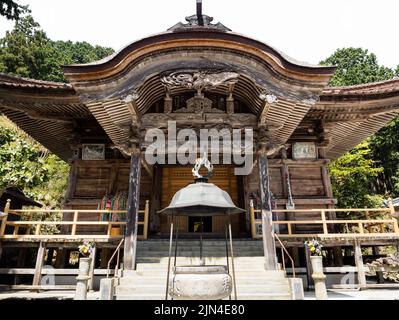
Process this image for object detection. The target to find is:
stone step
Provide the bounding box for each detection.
[115,293,292,300]
[123,269,286,276]
[136,256,266,261]
[137,248,263,256]
[134,265,270,271]
[137,245,263,250]
[138,240,263,245]
[119,275,289,286]
[115,283,291,295]
[133,266,282,272]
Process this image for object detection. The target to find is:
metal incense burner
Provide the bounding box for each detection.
[158,156,244,300]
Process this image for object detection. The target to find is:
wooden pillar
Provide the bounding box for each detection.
[55,248,67,268]
[14,248,28,285]
[46,248,54,265]
[123,150,142,270]
[289,247,301,268]
[354,240,367,289]
[333,247,344,267]
[100,248,112,269]
[150,165,162,234]
[64,161,78,234]
[258,151,278,270]
[33,242,46,287]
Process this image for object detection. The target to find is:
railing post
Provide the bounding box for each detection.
[143,200,150,240]
[249,200,256,239]
[107,223,113,237]
[358,222,364,234]
[354,240,367,290]
[321,210,328,235]
[32,241,46,287]
[71,211,79,236]
[388,200,395,215]
[287,222,292,236]
[35,223,41,236]
[0,199,11,236]
[393,219,399,235]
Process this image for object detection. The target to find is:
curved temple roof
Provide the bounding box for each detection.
[0,11,399,161]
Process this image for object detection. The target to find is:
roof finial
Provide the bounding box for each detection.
[196,0,204,26]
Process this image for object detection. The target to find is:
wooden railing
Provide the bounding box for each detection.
[0,200,150,241]
[250,204,399,239]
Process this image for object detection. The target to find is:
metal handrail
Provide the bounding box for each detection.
[274,233,296,278]
[107,238,125,279]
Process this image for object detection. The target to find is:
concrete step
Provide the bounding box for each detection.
[136,252,264,258]
[115,282,290,295]
[137,255,265,264]
[138,240,263,246]
[119,276,289,286]
[136,248,264,252]
[114,240,293,300]
[115,293,292,300]
[123,269,286,277]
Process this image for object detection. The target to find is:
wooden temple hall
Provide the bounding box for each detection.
[0,2,399,297]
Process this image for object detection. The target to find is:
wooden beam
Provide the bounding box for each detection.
[354,240,367,289]
[141,158,153,179]
[258,152,278,270]
[0,285,76,290]
[123,151,142,270]
[0,268,111,275]
[32,242,46,286]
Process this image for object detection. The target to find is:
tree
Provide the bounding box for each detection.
[320,48,395,86]
[0,117,69,207]
[0,0,28,20]
[0,13,114,207]
[321,48,397,208]
[0,15,114,82]
[329,141,384,208]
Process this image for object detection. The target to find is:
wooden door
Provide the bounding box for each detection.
[160,166,240,235]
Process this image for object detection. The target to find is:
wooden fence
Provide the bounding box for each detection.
[0,200,150,241]
[250,205,399,239]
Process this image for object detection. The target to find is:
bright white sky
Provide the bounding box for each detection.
[0,0,398,68]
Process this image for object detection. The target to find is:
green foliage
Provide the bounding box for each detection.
[320,48,395,86]
[0,15,114,82]
[0,118,69,208]
[0,0,28,20]
[329,141,384,208]
[370,117,399,195]
[322,48,398,208]
[0,125,48,189]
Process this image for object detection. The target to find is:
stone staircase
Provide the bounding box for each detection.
[114,239,294,300]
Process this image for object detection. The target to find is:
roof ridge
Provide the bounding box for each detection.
[0,73,72,88]
[324,78,399,92]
